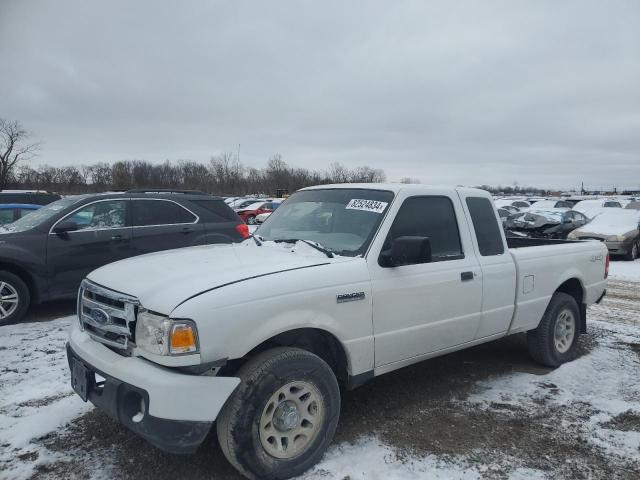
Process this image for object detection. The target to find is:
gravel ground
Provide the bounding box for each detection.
[1,269,639,480]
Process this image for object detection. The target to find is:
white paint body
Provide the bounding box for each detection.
[69,184,608,422]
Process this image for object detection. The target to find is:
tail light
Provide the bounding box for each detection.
[604,253,610,279]
[236,223,250,239]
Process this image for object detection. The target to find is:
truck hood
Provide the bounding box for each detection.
[87,241,345,314]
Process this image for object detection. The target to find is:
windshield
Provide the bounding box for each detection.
[0,196,85,233]
[257,188,394,256]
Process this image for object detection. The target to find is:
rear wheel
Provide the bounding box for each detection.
[624,240,638,261]
[246,215,256,225]
[216,347,340,480]
[527,292,580,367]
[0,271,30,326]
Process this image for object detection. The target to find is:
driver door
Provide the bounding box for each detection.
[368,192,483,367]
[47,199,133,298]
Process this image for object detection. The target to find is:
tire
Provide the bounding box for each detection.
[246,215,256,225]
[216,347,340,480]
[624,240,638,261]
[0,271,30,326]
[527,292,580,367]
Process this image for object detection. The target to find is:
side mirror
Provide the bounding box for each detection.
[380,236,432,267]
[53,220,79,234]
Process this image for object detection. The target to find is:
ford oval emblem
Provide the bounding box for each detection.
[90,308,110,325]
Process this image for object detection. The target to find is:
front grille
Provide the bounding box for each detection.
[78,280,140,351]
[579,236,605,242]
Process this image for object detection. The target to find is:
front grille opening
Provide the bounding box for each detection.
[84,290,126,310]
[85,323,127,345]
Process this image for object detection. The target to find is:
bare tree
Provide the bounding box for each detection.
[0,118,41,189]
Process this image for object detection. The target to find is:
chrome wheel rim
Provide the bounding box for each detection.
[247,216,256,225]
[554,308,575,354]
[0,281,19,320]
[259,381,324,459]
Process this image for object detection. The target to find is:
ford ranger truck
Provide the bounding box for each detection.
[67,184,608,480]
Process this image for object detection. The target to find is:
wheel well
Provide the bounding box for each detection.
[556,278,584,306]
[555,278,585,332]
[223,328,350,385]
[0,262,37,303]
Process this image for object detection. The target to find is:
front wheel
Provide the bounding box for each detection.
[527,292,580,367]
[216,347,340,480]
[0,271,30,326]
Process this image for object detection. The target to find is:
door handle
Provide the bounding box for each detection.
[111,234,125,241]
[461,271,474,281]
[181,227,194,234]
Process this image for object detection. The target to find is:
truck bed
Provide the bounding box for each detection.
[506,236,607,334]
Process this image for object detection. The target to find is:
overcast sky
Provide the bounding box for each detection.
[1,1,639,190]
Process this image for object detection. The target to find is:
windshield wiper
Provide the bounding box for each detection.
[252,234,263,246]
[274,239,334,258]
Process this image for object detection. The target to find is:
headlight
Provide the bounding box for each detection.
[135,310,199,356]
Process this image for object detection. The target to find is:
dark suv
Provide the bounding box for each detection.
[0,190,61,205]
[0,189,249,325]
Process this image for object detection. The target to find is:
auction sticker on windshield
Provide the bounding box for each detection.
[345,199,388,214]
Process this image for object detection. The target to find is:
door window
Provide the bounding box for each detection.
[386,196,463,263]
[66,201,128,231]
[466,197,505,256]
[132,200,196,227]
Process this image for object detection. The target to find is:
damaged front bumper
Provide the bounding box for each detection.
[67,326,240,454]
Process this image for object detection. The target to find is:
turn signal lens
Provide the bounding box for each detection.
[236,223,250,239]
[605,253,610,279]
[170,323,198,354]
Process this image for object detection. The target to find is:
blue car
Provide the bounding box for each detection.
[0,204,41,225]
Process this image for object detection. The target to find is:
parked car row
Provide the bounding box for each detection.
[0,187,636,327]
[499,200,640,260]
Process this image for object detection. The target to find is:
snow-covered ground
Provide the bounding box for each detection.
[1,260,639,479]
[610,258,640,281]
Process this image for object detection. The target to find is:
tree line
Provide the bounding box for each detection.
[1,117,386,195]
[7,154,386,196]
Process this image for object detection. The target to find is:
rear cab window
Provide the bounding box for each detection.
[466,197,505,256]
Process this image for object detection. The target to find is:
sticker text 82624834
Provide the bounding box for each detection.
[345,199,388,214]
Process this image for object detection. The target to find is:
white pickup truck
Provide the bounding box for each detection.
[67,184,608,479]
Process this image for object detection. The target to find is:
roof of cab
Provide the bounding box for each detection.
[300,183,490,196]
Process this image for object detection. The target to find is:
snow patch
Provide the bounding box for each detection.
[609,259,640,281]
[0,317,94,478]
[301,437,481,480]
